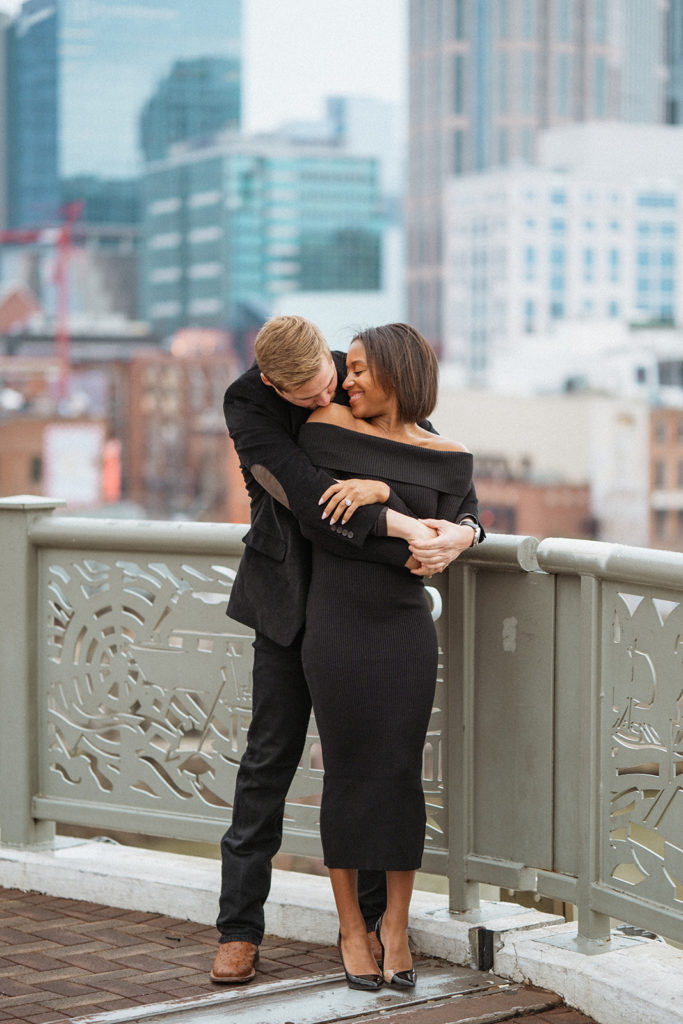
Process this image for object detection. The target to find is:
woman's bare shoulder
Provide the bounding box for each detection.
[306,403,356,427]
[421,433,470,453]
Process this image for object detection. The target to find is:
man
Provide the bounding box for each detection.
[211,316,481,984]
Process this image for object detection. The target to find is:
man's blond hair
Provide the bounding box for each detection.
[254,315,331,391]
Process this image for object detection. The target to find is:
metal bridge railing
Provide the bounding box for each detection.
[1,496,681,948]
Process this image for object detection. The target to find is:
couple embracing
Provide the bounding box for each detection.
[212,315,483,991]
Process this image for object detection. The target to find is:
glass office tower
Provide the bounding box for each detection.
[6,0,241,227]
[6,0,60,228]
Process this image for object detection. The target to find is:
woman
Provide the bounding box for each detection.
[298,323,481,990]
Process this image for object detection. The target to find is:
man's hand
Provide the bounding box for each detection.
[408,519,475,577]
[319,478,391,524]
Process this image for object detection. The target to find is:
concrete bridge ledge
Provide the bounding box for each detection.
[0,839,680,1024]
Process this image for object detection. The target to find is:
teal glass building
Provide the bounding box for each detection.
[140,57,241,165]
[5,0,241,227]
[141,136,382,339]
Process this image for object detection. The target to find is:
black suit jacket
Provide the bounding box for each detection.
[223,352,412,646]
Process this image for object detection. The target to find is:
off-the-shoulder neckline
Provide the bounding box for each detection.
[300,420,470,457]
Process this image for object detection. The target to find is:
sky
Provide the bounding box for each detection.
[0,0,407,133]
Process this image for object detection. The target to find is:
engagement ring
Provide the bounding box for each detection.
[344,498,352,506]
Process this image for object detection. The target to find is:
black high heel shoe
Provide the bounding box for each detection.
[337,932,383,991]
[375,915,417,988]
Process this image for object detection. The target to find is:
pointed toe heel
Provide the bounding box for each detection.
[387,966,417,988]
[375,915,416,988]
[337,933,383,991]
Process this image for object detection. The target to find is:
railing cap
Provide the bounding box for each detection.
[0,495,66,511]
[537,536,683,589]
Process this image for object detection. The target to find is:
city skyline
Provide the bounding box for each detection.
[0,0,407,135]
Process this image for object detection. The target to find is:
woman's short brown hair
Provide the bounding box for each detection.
[254,315,331,391]
[353,323,438,423]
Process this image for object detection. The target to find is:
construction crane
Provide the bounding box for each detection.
[0,201,83,399]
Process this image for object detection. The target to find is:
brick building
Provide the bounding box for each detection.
[650,406,683,552]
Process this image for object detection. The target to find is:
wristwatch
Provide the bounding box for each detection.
[459,518,482,546]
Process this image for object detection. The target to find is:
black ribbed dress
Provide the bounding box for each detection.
[298,423,475,871]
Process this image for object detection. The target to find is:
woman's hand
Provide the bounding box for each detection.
[319,478,390,524]
[408,519,476,576]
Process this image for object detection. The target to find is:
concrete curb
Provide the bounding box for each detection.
[1,839,681,1024]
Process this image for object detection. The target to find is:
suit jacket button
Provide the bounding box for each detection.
[347,530,353,538]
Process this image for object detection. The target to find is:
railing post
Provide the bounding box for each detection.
[576,574,611,943]
[0,495,64,846]
[447,561,480,912]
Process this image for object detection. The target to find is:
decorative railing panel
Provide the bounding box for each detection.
[34,529,451,862]
[602,581,683,914]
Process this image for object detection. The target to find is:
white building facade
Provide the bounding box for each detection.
[443,123,683,381]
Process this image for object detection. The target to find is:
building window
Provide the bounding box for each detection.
[594,0,607,43]
[678,509,683,537]
[654,509,667,537]
[655,419,667,442]
[558,0,571,40]
[521,127,534,163]
[550,300,565,318]
[637,193,676,209]
[557,54,570,116]
[453,54,465,114]
[30,455,42,483]
[608,300,620,317]
[524,245,536,280]
[498,127,509,163]
[522,53,534,114]
[608,248,620,281]
[594,56,606,116]
[522,0,535,38]
[453,129,464,174]
[454,0,465,38]
[678,460,683,487]
[498,0,510,38]
[583,247,595,281]
[498,52,509,114]
[524,297,535,332]
[550,189,566,205]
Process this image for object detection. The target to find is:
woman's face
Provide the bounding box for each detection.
[343,339,393,418]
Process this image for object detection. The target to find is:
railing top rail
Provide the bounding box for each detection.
[28,516,247,556]
[536,536,683,590]
[466,533,540,573]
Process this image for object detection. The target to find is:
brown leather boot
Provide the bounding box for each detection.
[210,941,259,983]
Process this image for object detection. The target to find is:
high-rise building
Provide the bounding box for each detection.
[667,0,683,123]
[0,12,10,229]
[5,0,60,229]
[407,0,668,353]
[140,56,241,165]
[141,134,383,340]
[5,0,241,228]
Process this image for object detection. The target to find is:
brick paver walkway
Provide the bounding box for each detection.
[0,887,340,1023]
[0,886,598,1024]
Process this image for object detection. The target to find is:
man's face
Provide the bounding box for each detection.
[262,356,337,409]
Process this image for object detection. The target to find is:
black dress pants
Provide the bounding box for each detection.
[216,630,386,944]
